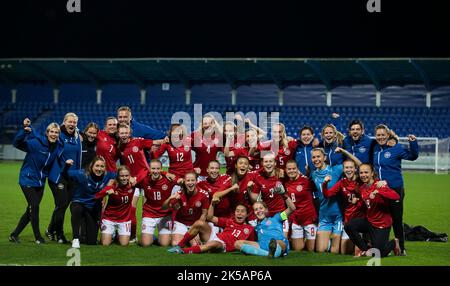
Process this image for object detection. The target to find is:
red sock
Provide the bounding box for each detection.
[182,245,201,254]
[178,232,195,247]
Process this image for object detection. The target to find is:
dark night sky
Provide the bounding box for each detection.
[0,0,449,58]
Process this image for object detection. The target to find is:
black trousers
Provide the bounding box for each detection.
[344,217,395,257]
[390,186,405,251]
[70,202,99,245]
[48,178,73,237]
[12,186,45,240]
[80,201,102,243]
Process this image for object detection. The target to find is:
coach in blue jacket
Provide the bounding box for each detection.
[373,124,419,256]
[117,106,166,139]
[343,120,375,164]
[9,119,64,244]
[46,113,82,244]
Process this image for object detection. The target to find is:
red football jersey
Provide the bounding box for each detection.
[360,180,400,228]
[191,131,222,176]
[322,178,366,223]
[233,147,261,171]
[119,138,154,183]
[197,175,233,218]
[259,139,297,168]
[251,171,286,217]
[216,217,256,252]
[152,140,194,179]
[284,175,318,226]
[96,185,135,222]
[96,130,119,172]
[175,187,210,226]
[228,171,256,220]
[138,174,176,218]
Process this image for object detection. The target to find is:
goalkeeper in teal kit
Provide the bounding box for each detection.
[234,183,296,258]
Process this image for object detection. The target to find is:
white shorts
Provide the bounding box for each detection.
[172,220,192,235]
[101,219,131,236]
[249,218,289,233]
[141,216,172,235]
[341,228,350,240]
[291,223,317,240]
[207,222,226,252]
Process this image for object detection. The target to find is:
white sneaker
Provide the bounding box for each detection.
[129,237,138,244]
[72,238,80,249]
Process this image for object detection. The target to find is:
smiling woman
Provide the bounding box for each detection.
[46,112,82,244]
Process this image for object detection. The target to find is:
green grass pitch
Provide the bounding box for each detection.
[1,161,449,266]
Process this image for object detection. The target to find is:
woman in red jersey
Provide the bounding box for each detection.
[137,159,177,247]
[197,160,233,224]
[96,117,119,172]
[96,166,139,246]
[248,152,289,236]
[224,122,265,171]
[283,160,318,251]
[191,113,223,180]
[152,123,194,181]
[118,123,164,184]
[167,202,255,254]
[256,123,297,169]
[162,172,210,246]
[117,123,164,243]
[344,164,401,257]
[321,148,364,255]
[213,156,256,222]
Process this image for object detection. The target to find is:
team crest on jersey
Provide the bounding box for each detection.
[195,201,202,207]
[183,202,187,206]
[184,146,190,152]
[162,184,168,190]
[359,146,366,153]
[384,152,391,159]
[235,143,242,148]
[265,220,272,226]
[284,148,290,155]
[243,228,250,234]
[128,189,133,193]
[104,138,108,142]
[132,146,139,153]
[296,185,303,192]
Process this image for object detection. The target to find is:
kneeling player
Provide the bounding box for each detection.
[137,160,178,247]
[96,166,139,246]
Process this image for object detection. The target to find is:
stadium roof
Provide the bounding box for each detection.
[1,58,450,91]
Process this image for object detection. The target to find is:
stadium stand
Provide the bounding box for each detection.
[1,58,450,143]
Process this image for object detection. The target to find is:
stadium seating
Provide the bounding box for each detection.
[1,103,449,142]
